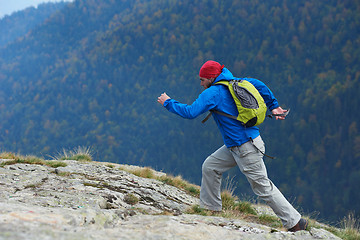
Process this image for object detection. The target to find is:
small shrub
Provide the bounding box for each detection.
[45,161,67,168]
[124,193,139,205]
[186,205,211,216]
[185,186,200,196]
[132,167,155,179]
[234,201,258,215]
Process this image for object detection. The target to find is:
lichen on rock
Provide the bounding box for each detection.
[0,160,341,239]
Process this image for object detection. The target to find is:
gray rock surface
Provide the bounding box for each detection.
[0,160,341,239]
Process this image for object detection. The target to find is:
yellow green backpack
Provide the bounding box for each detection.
[202,80,267,127]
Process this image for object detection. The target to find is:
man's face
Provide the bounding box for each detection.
[200,77,214,89]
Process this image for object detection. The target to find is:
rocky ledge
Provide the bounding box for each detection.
[0,159,340,239]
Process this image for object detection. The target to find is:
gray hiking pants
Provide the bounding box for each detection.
[199,136,301,229]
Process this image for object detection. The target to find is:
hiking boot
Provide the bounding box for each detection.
[288,218,309,232]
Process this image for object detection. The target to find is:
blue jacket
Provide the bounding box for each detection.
[164,68,279,147]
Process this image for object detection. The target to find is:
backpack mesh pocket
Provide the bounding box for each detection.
[231,80,259,109]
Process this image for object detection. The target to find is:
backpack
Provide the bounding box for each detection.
[202,79,267,127]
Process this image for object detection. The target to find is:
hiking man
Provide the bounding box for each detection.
[157,60,308,232]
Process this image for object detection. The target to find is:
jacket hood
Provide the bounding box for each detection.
[213,67,234,84]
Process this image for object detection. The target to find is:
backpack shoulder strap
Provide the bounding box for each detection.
[201,109,238,123]
[202,80,237,123]
[201,112,213,123]
[213,80,230,86]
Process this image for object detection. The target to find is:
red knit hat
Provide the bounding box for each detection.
[199,60,224,78]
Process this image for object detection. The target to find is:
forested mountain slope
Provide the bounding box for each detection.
[0,0,359,223]
[0,2,69,48]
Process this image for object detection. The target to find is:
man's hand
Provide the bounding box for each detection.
[271,107,288,120]
[157,92,170,106]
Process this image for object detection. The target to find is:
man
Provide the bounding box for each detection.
[157,60,308,232]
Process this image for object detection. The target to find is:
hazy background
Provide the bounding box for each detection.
[0,0,359,225]
[0,0,73,18]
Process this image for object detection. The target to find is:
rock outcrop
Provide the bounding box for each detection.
[0,160,340,239]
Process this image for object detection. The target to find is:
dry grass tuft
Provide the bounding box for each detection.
[51,146,93,162]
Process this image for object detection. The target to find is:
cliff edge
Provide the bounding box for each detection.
[0,159,340,239]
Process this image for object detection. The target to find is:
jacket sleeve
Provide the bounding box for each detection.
[246,78,279,111]
[163,88,219,119]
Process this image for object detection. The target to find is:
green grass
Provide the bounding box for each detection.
[158,175,200,196]
[129,167,156,179]
[233,201,258,215]
[185,185,199,196]
[185,189,286,229]
[119,166,201,197]
[24,183,42,189]
[2,151,360,238]
[327,213,360,240]
[124,193,139,205]
[55,171,72,177]
[83,182,104,189]
[338,228,360,240]
[258,214,283,228]
[0,152,67,168]
[46,161,67,168]
[120,166,266,223]
[187,205,213,216]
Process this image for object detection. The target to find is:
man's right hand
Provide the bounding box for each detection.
[271,107,288,120]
